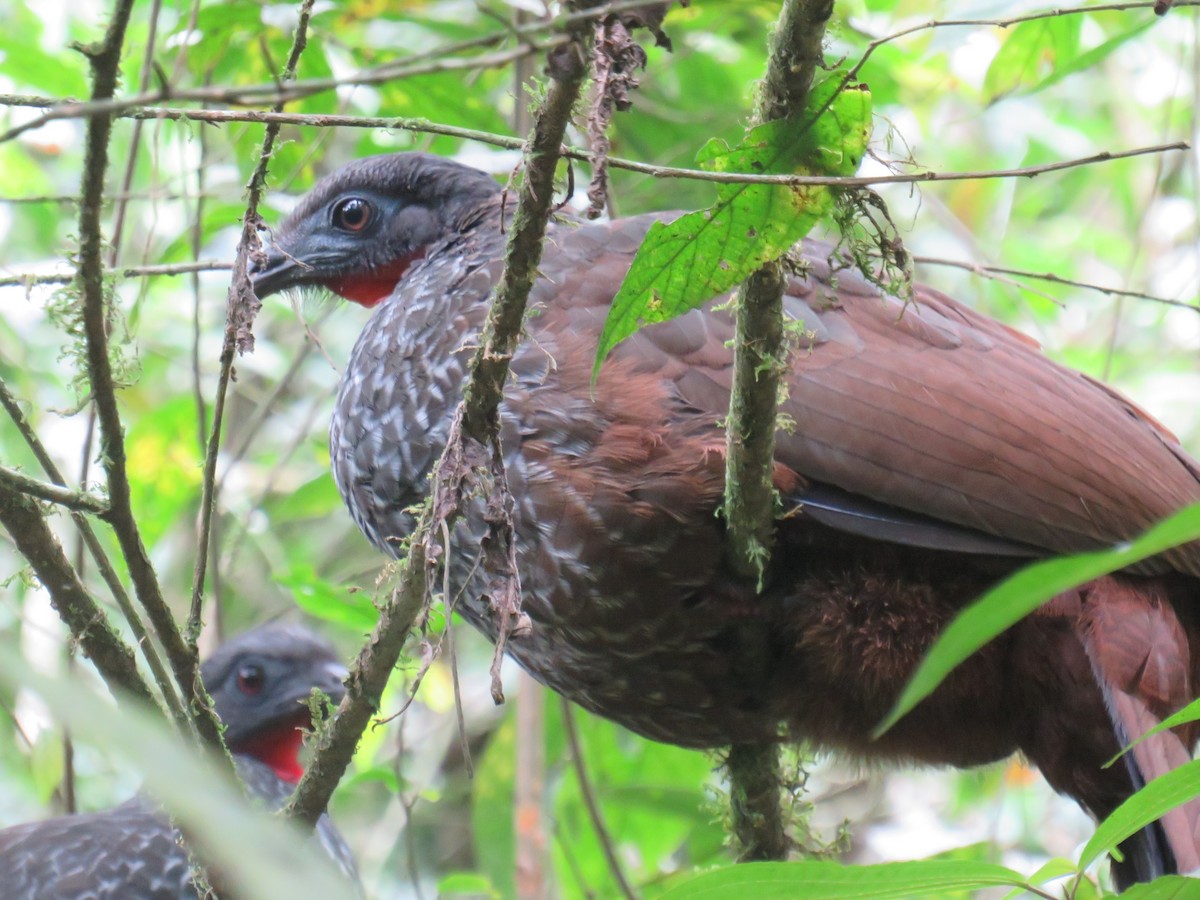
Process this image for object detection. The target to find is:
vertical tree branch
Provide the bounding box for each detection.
[72,0,227,751]
[723,0,834,863]
[514,682,549,899]
[727,743,789,862]
[188,0,316,648]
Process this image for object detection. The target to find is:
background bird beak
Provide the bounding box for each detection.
[319,661,349,706]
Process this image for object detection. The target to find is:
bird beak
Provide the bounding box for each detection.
[319,661,349,707]
[251,244,305,299]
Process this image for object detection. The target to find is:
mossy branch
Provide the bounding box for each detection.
[722,0,834,864]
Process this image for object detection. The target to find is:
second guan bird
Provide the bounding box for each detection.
[253,152,1200,885]
[0,623,359,899]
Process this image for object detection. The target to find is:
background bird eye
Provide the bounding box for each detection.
[332,197,371,232]
[236,663,265,695]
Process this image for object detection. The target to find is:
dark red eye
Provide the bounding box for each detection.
[236,663,265,696]
[332,197,372,232]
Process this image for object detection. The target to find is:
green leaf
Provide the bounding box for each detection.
[29,729,64,804]
[876,504,1200,738]
[472,714,517,899]
[1107,694,1200,768]
[984,18,1081,100]
[439,871,501,898]
[1118,876,1200,898]
[657,859,1035,899]
[1079,758,1200,871]
[0,5,88,96]
[984,16,1153,101]
[268,473,342,521]
[275,563,379,632]
[594,74,871,377]
[1031,20,1155,97]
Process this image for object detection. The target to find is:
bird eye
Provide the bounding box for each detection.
[332,197,372,232]
[236,663,265,696]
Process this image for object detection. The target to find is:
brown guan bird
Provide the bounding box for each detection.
[0,623,359,898]
[252,152,1200,885]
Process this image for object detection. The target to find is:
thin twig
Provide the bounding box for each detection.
[0,260,232,288]
[0,190,219,204]
[188,0,317,643]
[910,255,1198,311]
[0,0,670,142]
[1,100,1183,192]
[561,699,637,900]
[3,0,1187,141]
[441,519,473,780]
[105,0,164,270]
[845,0,1198,82]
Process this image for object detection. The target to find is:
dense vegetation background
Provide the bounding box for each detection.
[0,0,1196,897]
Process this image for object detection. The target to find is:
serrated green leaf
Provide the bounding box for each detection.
[658,859,1034,899]
[876,504,1200,738]
[594,74,871,377]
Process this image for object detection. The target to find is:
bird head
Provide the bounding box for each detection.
[251,152,502,308]
[201,623,347,784]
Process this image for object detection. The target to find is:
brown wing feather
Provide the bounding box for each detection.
[535,218,1200,575]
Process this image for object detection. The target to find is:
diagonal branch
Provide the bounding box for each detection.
[0,483,154,708]
[188,0,316,654]
[0,376,184,723]
[284,35,588,833]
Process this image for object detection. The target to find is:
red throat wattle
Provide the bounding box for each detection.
[324,248,426,308]
[237,713,308,783]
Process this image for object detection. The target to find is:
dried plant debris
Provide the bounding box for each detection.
[583,2,688,219]
[231,213,267,355]
[427,407,528,705]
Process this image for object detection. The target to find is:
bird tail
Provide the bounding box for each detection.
[1079,576,1200,888]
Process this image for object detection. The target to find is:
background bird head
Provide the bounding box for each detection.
[201,623,346,783]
